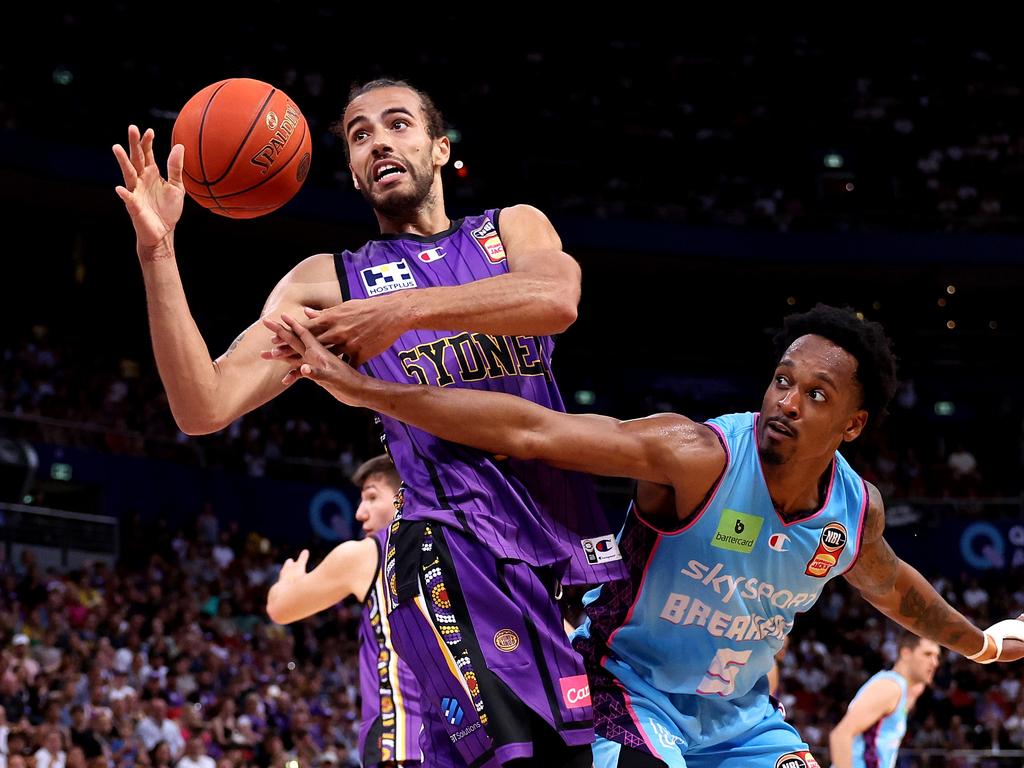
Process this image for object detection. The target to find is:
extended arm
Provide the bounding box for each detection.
[266,539,379,624]
[274,205,582,366]
[828,677,902,768]
[845,484,1024,661]
[268,314,726,498]
[113,126,342,434]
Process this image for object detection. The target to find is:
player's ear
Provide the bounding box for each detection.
[349,164,360,190]
[433,135,450,168]
[842,409,868,442]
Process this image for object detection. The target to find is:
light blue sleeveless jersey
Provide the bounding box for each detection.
[851,670,909,768]
[579,412,869,704]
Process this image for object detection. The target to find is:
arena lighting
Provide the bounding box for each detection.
[454,160,464,170]
[824,153,844,168]
[445,128,462,143]
[935,401,956,416]
[575,390,596,406]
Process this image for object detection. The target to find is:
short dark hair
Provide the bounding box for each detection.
[774,304,898,424]
[897,630,926,652]
[351,454,401,491]
[332,78,445,159]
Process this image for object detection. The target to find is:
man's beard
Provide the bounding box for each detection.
[758,446,785,465]
[361,165,435,218]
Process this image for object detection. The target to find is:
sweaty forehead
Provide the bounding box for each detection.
[782,334,859,382]
[344,87,423,124]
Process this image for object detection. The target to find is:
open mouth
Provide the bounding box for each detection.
[373,162,408,184]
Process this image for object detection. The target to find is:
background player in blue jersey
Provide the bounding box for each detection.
[828,633,939,768]
[114,79,617,767]
[267,455,424,768]
[271,303,1024,768]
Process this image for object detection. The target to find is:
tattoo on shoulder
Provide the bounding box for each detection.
[224,332,246,357]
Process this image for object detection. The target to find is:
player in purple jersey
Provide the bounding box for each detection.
[267,455,424,767]
[270,303,1024,768]
[114,79,619,767]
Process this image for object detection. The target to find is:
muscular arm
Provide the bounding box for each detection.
[828,677,902,768]
[142,251,341,434]
[287,205,584,367]
[844,484,984,656]
[266,539,379,624]
[274,323,726,496]
[394,204,580,334]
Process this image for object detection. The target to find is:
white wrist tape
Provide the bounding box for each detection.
[965,632,994,663]
[967,619,1024,663]
[984,618,1024,659]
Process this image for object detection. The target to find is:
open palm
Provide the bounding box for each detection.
[112,125,186,250]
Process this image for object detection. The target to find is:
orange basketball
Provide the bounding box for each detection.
[171,78,312,219]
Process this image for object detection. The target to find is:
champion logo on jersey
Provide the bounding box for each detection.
[471,220,507,264]
[581,536,623,564]
[360,259,418,296]
[417,246,446,263]
[768,533,791,552]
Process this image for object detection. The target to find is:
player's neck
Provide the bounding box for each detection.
[763,456,834,518]
[374,185,450,237]
[891,661,912,683]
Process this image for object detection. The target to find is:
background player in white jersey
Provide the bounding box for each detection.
[828,633,939,768]
[268,303,1024,768]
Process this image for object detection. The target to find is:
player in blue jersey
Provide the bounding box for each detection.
[114,79,618,767]
[271,303,1024,768]
[829,632,939,768]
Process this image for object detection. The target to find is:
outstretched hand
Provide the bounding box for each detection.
[262,313,368,406]
[276,549,310,585]
[112,125,186,255]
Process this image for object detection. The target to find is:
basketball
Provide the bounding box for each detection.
[171,78,312,219]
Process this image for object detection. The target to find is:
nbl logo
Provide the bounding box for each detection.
[775,752,821,768]
[804,522,848,578]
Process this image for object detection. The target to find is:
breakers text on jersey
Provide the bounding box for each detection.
[657,560,822,642]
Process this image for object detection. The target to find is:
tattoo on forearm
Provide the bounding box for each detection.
[224,332,245,357]
[898,586,966,646]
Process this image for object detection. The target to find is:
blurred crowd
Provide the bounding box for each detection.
[0,511,1021,768]
[7,22,1024,234]
[0,514,363,768]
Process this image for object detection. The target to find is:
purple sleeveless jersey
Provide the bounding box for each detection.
[358,531,422,764]
[334,210,626,586]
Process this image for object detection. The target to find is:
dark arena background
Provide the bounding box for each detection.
[1,13,1023,768]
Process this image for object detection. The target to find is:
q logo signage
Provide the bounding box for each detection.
[959,522,1005,570]
[308,489,354,541]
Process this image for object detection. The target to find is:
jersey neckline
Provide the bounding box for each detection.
[371,218,465,244]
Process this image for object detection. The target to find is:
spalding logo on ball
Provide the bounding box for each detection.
[172,78,312,219]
